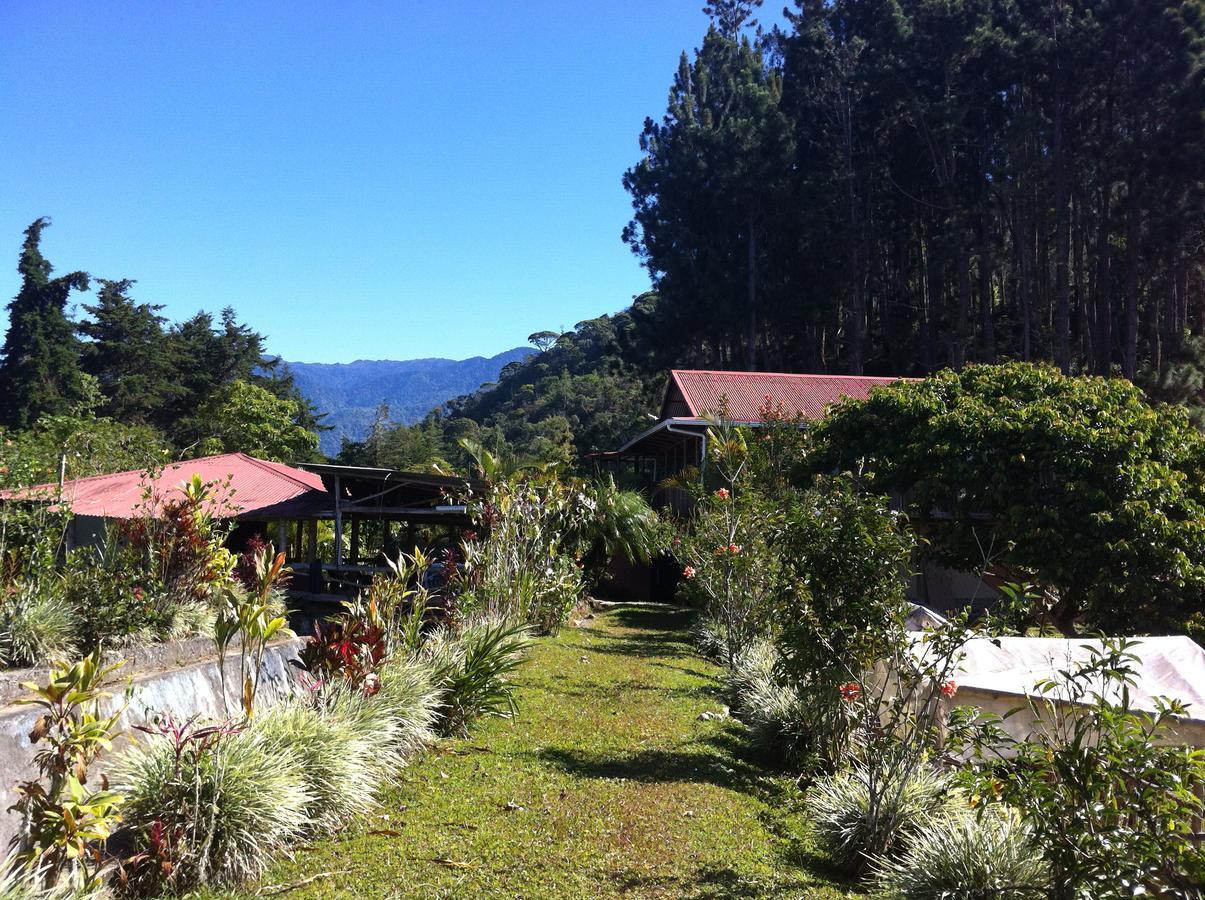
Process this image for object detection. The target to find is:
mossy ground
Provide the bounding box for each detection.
[220,605,861,899]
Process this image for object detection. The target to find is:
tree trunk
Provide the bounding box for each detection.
[1053,90,1071,373]
[954,246,972,369]
[1123,183,1140,380]
[746,216,758,371]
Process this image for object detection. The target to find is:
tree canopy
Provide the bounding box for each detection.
[809,363,1205,634]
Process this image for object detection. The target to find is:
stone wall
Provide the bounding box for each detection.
[0,637,306,850]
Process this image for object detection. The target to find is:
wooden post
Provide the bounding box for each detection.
[350,516,360,565]
[333,476,343,567]
[276,520,287,559]
[307,518,319,563]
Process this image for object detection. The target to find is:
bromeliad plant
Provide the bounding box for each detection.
[9,651,125,891]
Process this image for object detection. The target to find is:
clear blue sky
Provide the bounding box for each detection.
[0,1,739,364]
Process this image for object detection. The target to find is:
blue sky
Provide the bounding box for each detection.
[0,1,737,364]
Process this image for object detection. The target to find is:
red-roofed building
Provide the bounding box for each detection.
[599,369,903,490]
[1,453,330,553]
[2,453,475,596]
[597,369,997,611]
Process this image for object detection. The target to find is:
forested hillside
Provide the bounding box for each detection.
[284,349,532,455]
[351,0,1205,470]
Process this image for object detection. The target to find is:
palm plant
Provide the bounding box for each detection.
[570,477,662,586]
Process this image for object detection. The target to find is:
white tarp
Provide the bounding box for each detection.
[950,635,1205,721]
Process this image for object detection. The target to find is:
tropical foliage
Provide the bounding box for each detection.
[809,363,1205,633]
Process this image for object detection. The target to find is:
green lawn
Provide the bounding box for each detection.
[228,605,861,899]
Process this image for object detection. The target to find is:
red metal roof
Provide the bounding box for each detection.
[665,369,903,422]
[2,453,327,520]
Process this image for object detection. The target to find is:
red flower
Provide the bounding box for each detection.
[133,586,145,601]
[839,682,862,702]
[728,543,741,554]
[682,566,696,579]
[940,680,958,699]
[715,488,730,500]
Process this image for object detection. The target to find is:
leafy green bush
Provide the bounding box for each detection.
[961,638,1205,897]
[770,477,915,770]
[873,806,1049,899]
[116,721,309,890]
[422,616,532,737]
[809,363,1205,633]
[808,762,962,875]
[0,580,77,667]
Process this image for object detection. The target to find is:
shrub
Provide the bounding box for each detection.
[421,616,532,737]
[0,580,77,667]
[808,762,962,874]
[809,363,1205,633]
[116,720,309,890]
[252,703,376,832]
[691,612,727,661]
[0,856,90,899]
[770,477,915,771]
[726,640,811,764]
[672,422,782,667]
[961,637,1205,897]
[315,657,441,786]
[9,652,124,892]
[873,806,1049,899]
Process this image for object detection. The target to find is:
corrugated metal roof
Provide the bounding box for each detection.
[667,369,902,422]
[2,453,327,520]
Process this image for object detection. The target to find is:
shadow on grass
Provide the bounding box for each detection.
[536,733,773,797]
[610,864,853,899]
[539,676,720,703]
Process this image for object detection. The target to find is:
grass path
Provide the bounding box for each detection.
[237,605,860,899]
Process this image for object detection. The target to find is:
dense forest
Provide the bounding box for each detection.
[4,1,1203,476]
[0,218,323,482]
[355,0,1205,468]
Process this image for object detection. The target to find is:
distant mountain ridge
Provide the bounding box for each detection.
[285,347,534,455]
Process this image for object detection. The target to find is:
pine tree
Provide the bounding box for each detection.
[0,218,90,429]
[77,278,176,424]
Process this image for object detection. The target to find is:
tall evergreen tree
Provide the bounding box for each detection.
[77,278,176,424]
[0,218,90,429]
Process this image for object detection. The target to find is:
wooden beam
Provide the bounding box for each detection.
[333,475,343,566]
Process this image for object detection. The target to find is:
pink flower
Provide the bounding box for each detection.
[715,488,730,500]
[940,680,958,699]
[362,673,382,697]
[682,566,696,579]
[839,682,862,702]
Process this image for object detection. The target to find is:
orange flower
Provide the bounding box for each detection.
[940,680,958,698]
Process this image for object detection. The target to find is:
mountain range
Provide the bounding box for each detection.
[284,347,534,455]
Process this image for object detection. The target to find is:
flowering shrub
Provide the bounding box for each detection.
[673,422,782,666]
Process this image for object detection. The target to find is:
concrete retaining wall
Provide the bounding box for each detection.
[0,637,306,850]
